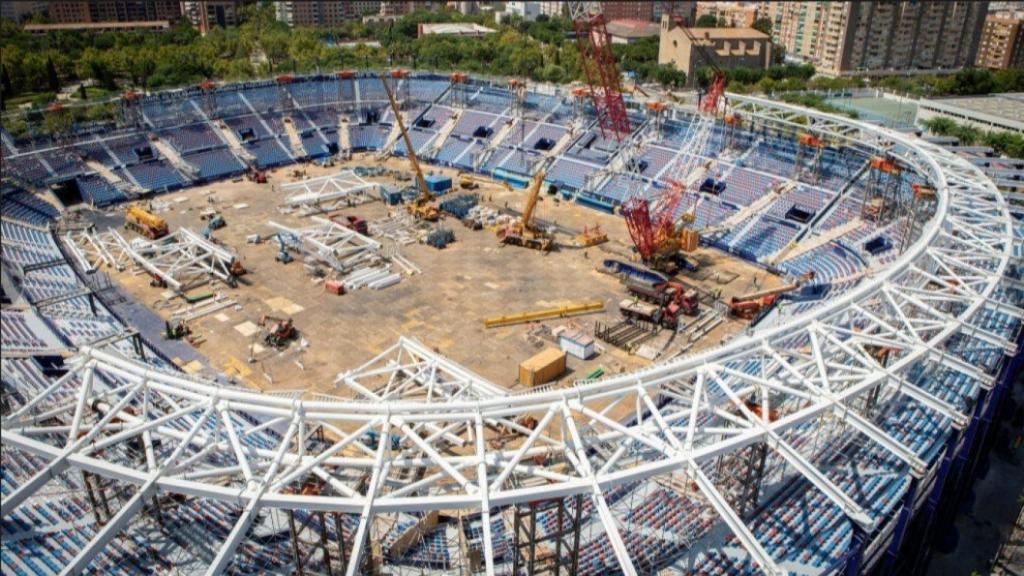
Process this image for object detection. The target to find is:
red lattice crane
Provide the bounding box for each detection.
[622,185,684,261]
[569,2,631,141]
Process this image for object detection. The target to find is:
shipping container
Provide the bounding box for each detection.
[519,348,566,387]
[425,175,452,194]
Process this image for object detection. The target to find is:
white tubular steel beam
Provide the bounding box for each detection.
[59,482,154,575]
[561,402,637,576]
[474,414,496,576]
[708,368,876,531]
[206,414,300,576]
[689,463,784,576]
[61,403,214,574]
[346,416,392,576]
[2,92,1019,576]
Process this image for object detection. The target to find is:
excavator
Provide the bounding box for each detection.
[496,170,554,251]
[259,314,297,349]
[380,73,439,222]
[729,271,815,320]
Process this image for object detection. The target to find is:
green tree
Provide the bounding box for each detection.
[951,68,994,96]
[752,17,772,36]
[653,64,686,89]
[1,64,11,96]
[45,56,59,92]
[696,14,719,27]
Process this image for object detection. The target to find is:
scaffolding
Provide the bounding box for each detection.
[448,72,468,109]
[277,74,295,113]
[199,80,217,118]
[120,90,143,128]
[512,496,584,576]
[862,156,903,222]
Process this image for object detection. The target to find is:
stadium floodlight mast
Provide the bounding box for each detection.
[1,94,1021,576]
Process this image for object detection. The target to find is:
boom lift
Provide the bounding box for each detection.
[728,271,815,319]
[380,73,439,222]
[496,170,554,251]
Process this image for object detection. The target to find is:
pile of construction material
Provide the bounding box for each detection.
[343,264,401,291]
[169,292,238,323]
[465,205,510,229]
[439,194,479,219]
[425,227,455,249]
[370,214,419,246]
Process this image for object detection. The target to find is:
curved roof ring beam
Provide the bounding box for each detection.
[1,92,1018,575]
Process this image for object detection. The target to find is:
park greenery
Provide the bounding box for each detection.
[1,4,1023,146]
[921,116,1024,160]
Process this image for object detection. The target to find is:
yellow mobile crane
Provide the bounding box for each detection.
[496,170,554,251]
[380,73,439,222]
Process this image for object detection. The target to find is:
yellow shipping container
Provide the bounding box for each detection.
[519,348,566,387]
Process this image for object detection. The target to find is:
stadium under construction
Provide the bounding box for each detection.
[1,55,1023,576]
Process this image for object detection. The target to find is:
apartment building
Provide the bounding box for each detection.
[182,1,240,33]
[976,14,1024,70]
[275,1,381,27]
[47,0,182,24]
[763,1,989,77]
[696,2,759,28]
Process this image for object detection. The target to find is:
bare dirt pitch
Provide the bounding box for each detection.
[101,153,781,396]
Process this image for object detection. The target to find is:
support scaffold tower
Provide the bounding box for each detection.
[512,495,584,575]
[448,72,468,109]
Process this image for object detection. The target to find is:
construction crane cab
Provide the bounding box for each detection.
[496,170,554,251]
[380,73,439,222]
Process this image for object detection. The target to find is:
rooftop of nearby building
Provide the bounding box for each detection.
[606,18,661,39]
[667,26,770,40]
[920,93,1024,124]
[417,22,496,36]
[24,20,170,31]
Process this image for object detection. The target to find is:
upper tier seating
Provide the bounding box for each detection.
[75,174,125,207]
[184,148,246,180]
[161,123,223,154]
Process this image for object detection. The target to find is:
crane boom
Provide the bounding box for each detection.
[522,170,545,231]
[380,73,430,202]
[568,1,630,140]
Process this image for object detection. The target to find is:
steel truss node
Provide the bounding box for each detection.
[270,216,382,273]
[1,95,1021,576]
[64,227,242,291]
[281,169,379,209]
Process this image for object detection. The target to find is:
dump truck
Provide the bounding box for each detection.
[627,281,699,317]
[619,298,681,329]
[124,204,168,239]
